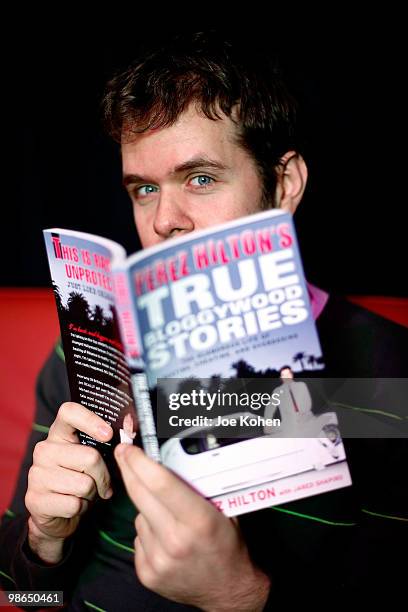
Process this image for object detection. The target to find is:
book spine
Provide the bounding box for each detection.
[113,270,161,462]
[130,371,161,463]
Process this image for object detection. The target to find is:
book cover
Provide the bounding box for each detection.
[44,209,352,515]
[42,231,143,463]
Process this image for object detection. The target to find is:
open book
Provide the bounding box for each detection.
[43,209,351,516]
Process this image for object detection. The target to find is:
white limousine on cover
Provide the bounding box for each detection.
[160,411,345,498]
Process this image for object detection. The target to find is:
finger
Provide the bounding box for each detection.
[34,466,97,501]
[134,534,156,590]
[115,446,176,536]
[134,514,157,562]
[48,402,113,444]
[134,519,173,585]
[115,444,217,524]
[135,513,154,544]
[33,440,113,499]
[26,490,88,520]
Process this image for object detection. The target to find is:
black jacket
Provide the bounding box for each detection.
[1,296,407,610]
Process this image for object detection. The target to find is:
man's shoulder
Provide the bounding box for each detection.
[293,380,308,389]
[316,294,408,377]
[36,339,70,410]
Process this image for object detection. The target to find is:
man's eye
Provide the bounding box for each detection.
[135,185,159,197]
[190,175,214,187]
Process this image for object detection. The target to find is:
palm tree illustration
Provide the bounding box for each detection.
[307,354,317,369]
[293,351,307,370]
[66,292,91,327]
[92,304,105,329]
[232,359,256,377]
[52,282,64,313]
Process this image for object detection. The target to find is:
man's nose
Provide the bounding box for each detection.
[153,191,194,240]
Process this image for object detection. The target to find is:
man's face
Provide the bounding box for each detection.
[280,368,294,382]
[122,105,265,248]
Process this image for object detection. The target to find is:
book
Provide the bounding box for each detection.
[43,208,352,516]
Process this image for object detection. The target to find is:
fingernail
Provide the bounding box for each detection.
[104,487,113,500]
[98,425,112,438]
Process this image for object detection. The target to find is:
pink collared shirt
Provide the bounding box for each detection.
[307,282,329,320]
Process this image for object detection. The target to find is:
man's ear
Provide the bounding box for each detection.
[273,151,308,213]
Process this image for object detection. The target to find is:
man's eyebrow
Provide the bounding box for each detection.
[122,156,229,187]
[171,156,229,175]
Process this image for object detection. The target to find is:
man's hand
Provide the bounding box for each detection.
[25,402,113,564]
[115,444,270,611]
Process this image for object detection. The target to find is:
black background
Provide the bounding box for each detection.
[2,10,406,297]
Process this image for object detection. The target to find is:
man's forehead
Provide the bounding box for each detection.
[121,102,237,141]
[121,108,240,182]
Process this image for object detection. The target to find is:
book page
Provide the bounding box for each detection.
[43,229,139,461]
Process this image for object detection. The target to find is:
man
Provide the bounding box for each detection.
[1,31,407,610]
[264,366,313,435]
[119,413,137,445]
